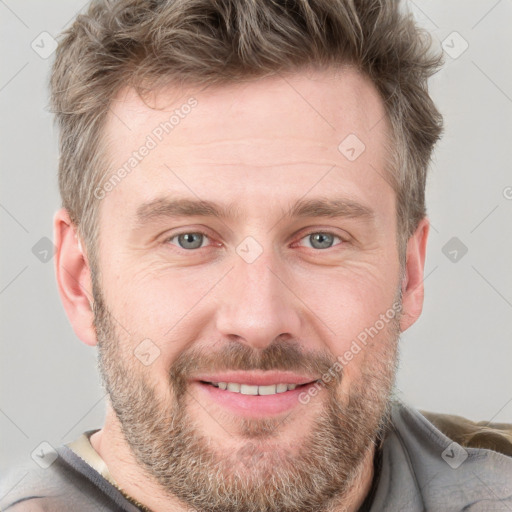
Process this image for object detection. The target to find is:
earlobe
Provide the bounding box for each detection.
[399,217,429,332]
[53,208,97,346]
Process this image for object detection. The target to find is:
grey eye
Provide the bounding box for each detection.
[303,232,340,250]
[175,233,206,250]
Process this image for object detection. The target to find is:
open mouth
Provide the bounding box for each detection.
[200,380,317,395]
[193,372,323,416]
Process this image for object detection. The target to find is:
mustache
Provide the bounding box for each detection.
[169,339,342,394]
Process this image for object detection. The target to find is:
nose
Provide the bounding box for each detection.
[214,248,302,350]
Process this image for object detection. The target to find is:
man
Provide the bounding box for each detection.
[2,0,511,511]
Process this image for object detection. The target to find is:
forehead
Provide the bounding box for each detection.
[107,66,389,154]
[99,66,394,223]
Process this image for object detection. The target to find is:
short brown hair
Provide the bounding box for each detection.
[50,0,443,270]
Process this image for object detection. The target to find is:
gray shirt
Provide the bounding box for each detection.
[1,401,511,511]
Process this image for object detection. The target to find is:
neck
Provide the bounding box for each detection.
[331,446,376,512]
[90,406,376,512]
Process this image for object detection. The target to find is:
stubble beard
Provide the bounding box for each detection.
[93,283,400,512]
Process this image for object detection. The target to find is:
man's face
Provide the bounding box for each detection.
[93,67,404,512]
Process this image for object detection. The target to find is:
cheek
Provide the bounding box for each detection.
[100,264,221,370]
[296,262,400,392]
[103,257,205,326]
[296,261,399,347]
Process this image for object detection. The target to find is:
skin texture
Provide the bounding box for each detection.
[54,66,429,512]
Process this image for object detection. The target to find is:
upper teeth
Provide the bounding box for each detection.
[210,382,298,395]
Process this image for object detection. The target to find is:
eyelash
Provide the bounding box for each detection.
[164,230,346,252]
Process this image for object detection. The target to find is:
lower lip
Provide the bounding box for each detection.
[193,381,319,417]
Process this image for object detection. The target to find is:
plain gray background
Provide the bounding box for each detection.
[1,0,511,475]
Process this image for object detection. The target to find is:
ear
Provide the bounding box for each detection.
[54,208,97,346]
[399,217,429,332]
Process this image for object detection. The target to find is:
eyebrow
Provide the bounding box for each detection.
[135,196,374,225]
[136,197,242,224]
[288,197,374,221]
